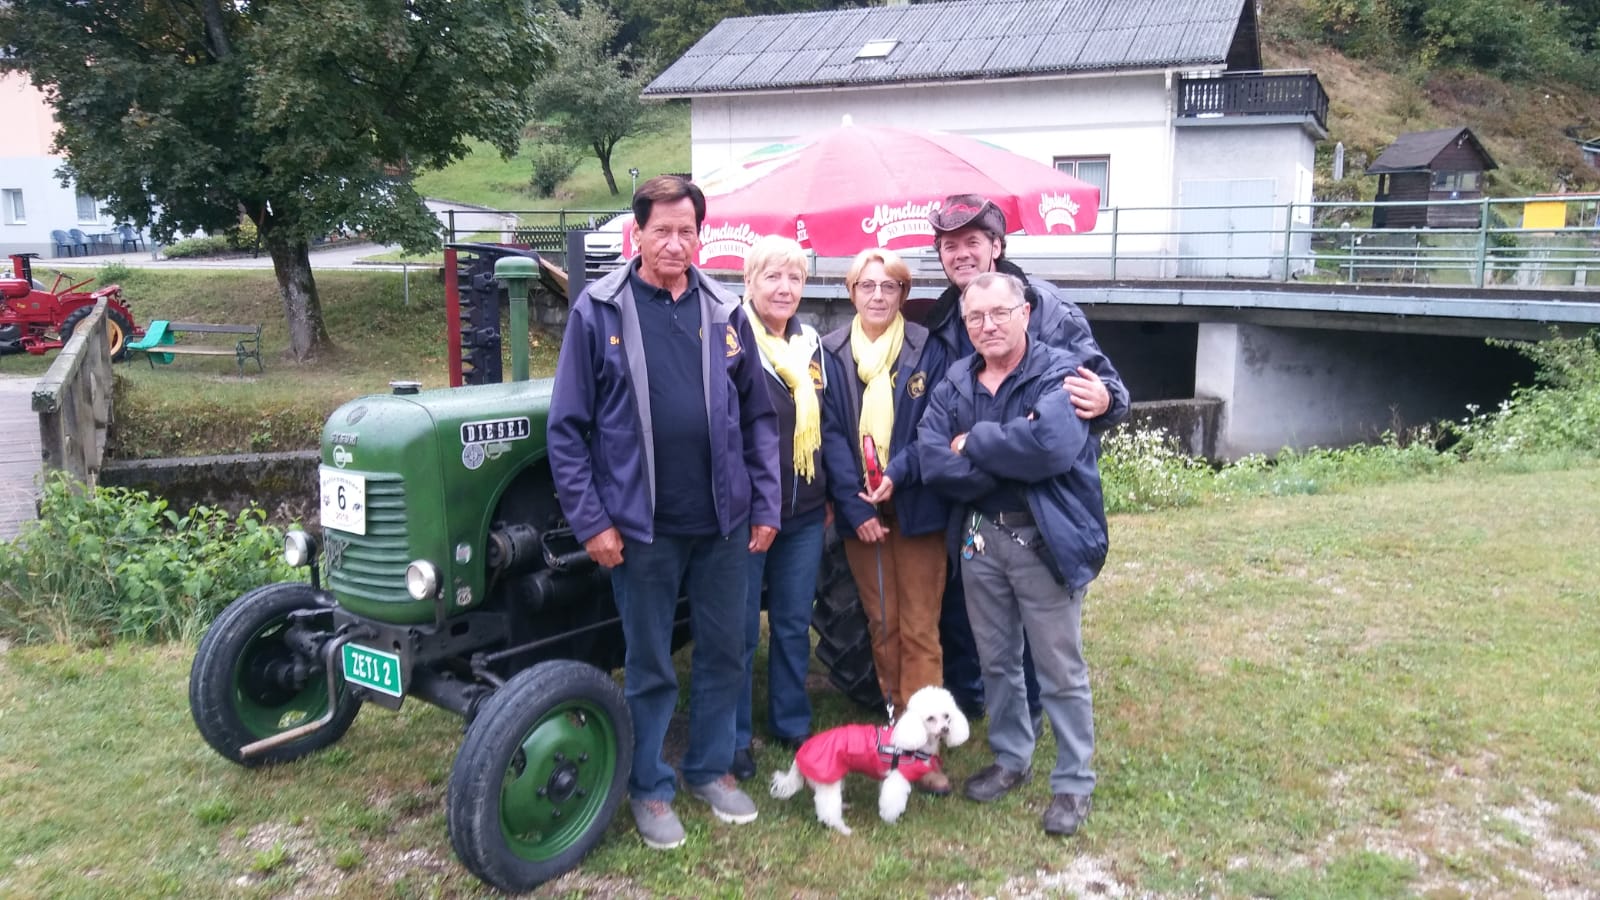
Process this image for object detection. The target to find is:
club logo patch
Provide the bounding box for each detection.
[908,371,927,399]
[725,324,742,358]
[809,359,823,392]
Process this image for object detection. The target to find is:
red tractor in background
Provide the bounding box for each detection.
[1,252,143,360]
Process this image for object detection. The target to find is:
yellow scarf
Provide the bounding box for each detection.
[745,303,821,482]
[849,313,904,478]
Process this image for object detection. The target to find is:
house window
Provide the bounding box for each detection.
[1430,171,1480,192]
[2,189,23,224]
[75,191,101,222]
[1054,157,1110,207]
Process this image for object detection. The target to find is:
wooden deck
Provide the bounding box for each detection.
[0,375,41,541]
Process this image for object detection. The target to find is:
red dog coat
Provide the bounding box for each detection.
[794,723,942,783]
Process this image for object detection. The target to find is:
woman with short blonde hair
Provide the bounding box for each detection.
[818,247,952,792]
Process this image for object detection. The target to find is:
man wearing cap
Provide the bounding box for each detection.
[918,194,1127,725]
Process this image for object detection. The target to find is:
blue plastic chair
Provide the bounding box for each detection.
[66,228,90,256]
[118,224,145,251]
[51,229,77,257]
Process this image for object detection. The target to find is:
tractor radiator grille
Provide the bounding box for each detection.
[327,474,410,603]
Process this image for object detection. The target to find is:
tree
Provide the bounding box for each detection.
[533,1,657,196]
[0,1,551,361]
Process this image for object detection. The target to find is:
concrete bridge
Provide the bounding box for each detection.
[747,276,1600,460]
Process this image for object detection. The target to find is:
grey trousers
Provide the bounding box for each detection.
[961,518,1096,795]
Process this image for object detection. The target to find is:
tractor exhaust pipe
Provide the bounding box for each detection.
[239,629,366,759]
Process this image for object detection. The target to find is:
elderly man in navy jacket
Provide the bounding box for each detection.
[918,271,1109,839]
[548,175,781,850]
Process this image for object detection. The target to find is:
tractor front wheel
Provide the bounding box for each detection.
[189,582,361,767]
[60,305,134,361]
[448,660,631,893]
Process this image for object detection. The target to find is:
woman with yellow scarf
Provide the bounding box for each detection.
[734,235,830,782]
[819,248,953,794]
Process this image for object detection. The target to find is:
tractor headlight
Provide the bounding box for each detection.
[405,560,442,600]
[283,530,318,568]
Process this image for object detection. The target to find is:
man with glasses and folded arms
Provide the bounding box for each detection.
[916,194,1128,727]
[918,271,1108,838]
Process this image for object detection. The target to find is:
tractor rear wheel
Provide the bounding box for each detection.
[810,533,885,711]
[60,305,134,361]
[189,582,362,766]
[448,660,630,893]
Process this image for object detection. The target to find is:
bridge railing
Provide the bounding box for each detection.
[32,299,114,485]
[440,194,1600,289]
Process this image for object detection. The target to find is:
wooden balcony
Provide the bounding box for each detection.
[1176,71,1329,133]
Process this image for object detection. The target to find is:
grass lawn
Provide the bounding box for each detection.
[2,463,1597,897]
[8,265,562,457]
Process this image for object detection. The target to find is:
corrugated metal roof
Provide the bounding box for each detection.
[644,0,1249,96]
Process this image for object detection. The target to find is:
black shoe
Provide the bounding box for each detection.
[1043,792,1091,836]
[731,748,756,782]
[963,763,1031,803]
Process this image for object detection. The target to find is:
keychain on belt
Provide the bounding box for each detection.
[961,511,986,559]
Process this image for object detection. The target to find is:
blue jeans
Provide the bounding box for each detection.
[738,508,826,748]
[612,525,749,800]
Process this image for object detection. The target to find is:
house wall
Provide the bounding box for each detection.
[0,72,120,258]
[1172,121,1317,276]
[688,71,1183,267]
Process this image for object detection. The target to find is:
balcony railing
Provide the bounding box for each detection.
[1177,71,1329,131]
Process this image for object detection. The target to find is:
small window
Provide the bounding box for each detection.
[1430,170,1480,192]
[1054,157,1110,208]
[855,39,898,61]
[75,191,100,222]
[2,189,23,224]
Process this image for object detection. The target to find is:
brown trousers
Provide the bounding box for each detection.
[843,528,948,711]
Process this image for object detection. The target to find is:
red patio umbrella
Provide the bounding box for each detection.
[693,121,1100,270]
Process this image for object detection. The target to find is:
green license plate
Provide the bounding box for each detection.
[342,643,403,697]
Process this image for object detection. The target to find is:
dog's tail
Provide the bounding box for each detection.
[769,760,804,799]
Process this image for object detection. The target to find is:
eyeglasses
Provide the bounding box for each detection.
[853,280,903,297]
[963,302,1025,329]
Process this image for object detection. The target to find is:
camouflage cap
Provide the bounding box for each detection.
[927,194,1007,237]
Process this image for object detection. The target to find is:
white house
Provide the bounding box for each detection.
[643,0,1328,277]
[0,71,135,259]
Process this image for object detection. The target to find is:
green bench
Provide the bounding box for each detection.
[128,320,264,376]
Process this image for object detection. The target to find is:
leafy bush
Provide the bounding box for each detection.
[528,143,580,197]
[97,261,133,284]
[1447,331,1600,457]
[1099,427,1213,513]
[0,473,293,645]
[160,235,234,259]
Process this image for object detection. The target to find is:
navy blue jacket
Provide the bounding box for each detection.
[754,318,829,522]
[918,337,1108,590]
[820,320,950,539]
[547,261,781,544]
[918,258,1129,433]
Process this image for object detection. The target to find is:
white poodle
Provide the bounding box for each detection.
[769,685,970,835]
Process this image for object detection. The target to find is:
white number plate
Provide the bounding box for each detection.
[319,467,367,535]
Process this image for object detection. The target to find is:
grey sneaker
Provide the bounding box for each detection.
[629,797,685,850]
[686,774,759,824]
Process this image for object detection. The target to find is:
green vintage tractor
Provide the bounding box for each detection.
[186,250,880,893]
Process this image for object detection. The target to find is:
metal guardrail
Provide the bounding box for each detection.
[440,194,1600,290]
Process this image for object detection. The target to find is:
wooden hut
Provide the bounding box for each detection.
[1367,127,1497,228]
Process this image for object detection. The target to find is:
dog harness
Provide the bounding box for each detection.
[794,724,942,783]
